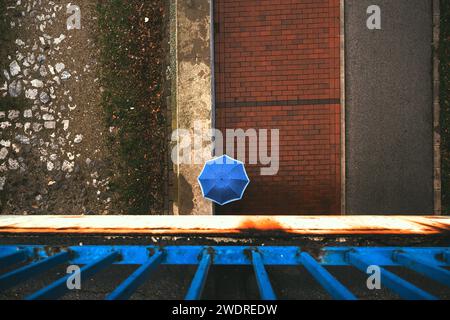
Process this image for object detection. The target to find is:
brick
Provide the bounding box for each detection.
[215,0,341,215]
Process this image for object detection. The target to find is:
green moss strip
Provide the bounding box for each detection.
[96,1,167,214]
[0,1,29,112]
[440,0,450,214]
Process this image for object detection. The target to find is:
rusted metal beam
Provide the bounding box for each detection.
[0,215,448,235]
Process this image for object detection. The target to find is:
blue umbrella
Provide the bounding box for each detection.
[198,155,250,205]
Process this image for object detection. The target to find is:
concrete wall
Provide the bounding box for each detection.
[172,0,213,215]
[345,0,434,214]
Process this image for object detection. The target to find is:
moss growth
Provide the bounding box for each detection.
[0,0,17,72]
[0,0,15,53]
[96,0,167,214]
[0,0,29,112]
[440,0,450,213]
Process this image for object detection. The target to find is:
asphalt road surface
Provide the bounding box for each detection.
[345,0,434,214]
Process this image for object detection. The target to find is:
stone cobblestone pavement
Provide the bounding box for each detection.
[0,0,120,214]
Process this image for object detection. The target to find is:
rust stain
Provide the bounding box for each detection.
[238,218,288,233]
[411,221,450,233]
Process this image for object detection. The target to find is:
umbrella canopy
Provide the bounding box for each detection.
[198,155,250,206]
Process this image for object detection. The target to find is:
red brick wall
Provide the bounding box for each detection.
[214,0,341,215]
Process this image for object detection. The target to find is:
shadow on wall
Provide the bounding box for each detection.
[178,174,194,215]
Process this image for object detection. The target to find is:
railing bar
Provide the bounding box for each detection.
[251,250,277,300]
[393,252,450,288]
[185,250,212,300]
[347,251,437,300]
[0,251,71,292]
[0,250,28,268]
[106,250,164,300]
[299,252,357,300]
[444,251,450,264]
[25,251,119,300]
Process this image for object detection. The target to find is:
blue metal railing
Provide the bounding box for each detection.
[0,245,449,300]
